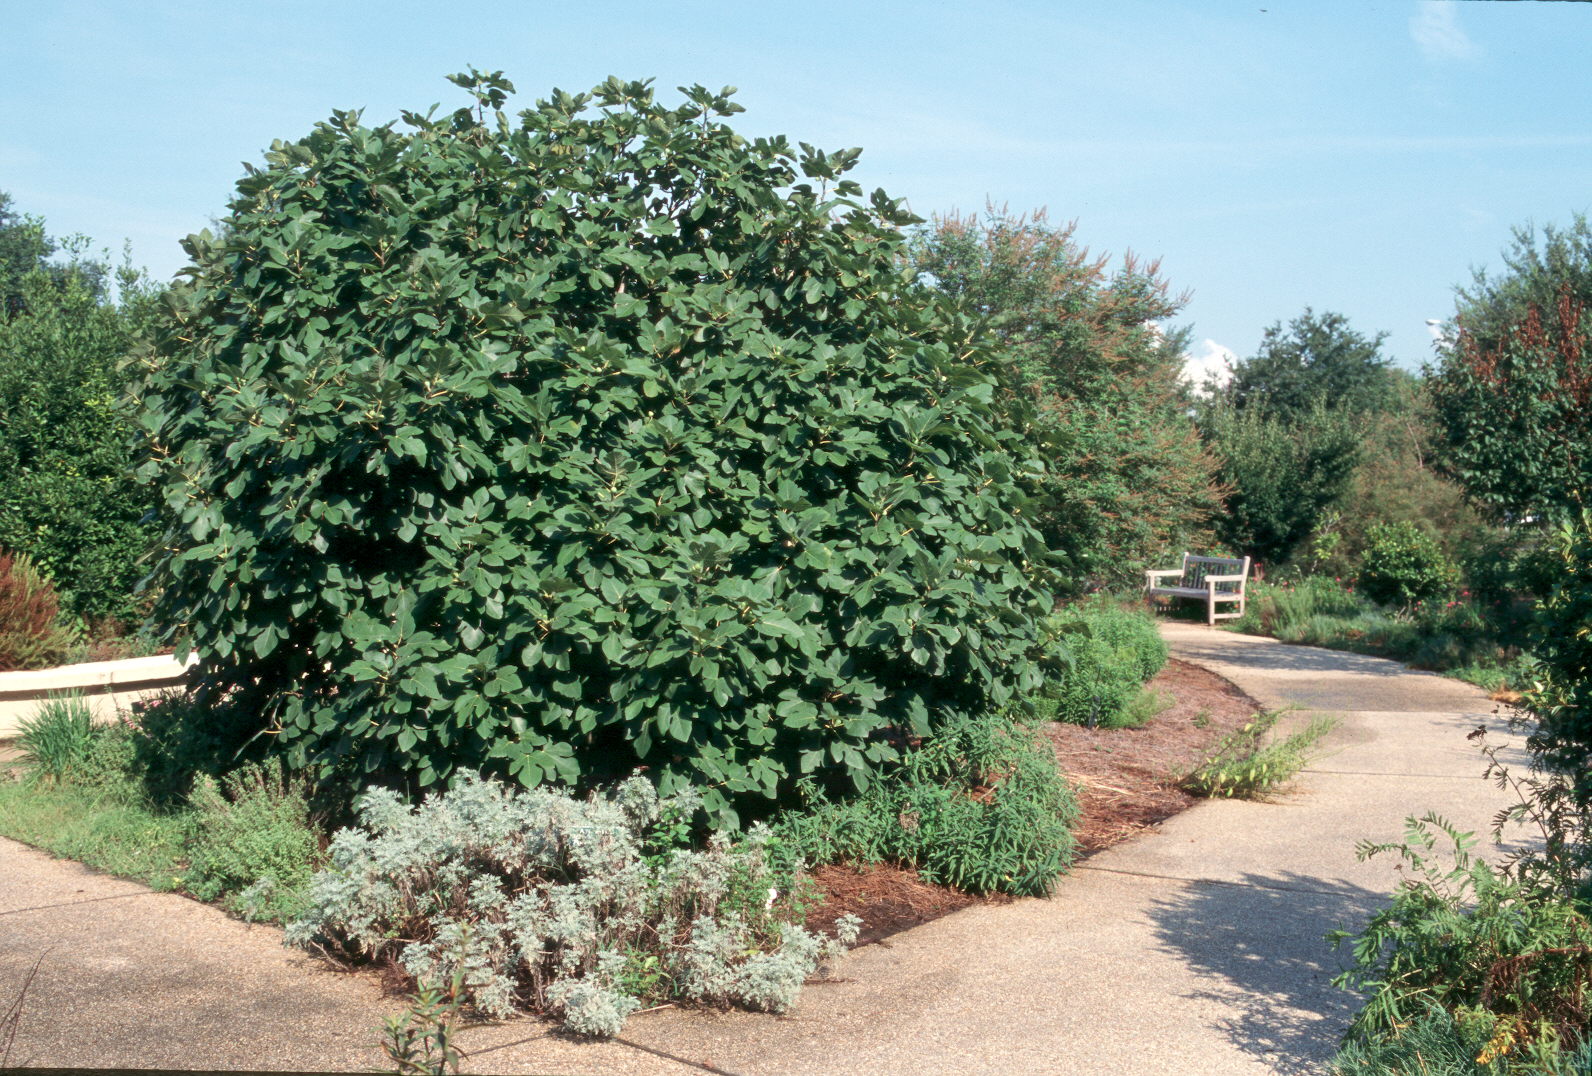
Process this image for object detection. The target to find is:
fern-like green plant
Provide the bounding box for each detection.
[1330,813,1592,1066]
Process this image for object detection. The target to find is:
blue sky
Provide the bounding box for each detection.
[3,1,1587,378]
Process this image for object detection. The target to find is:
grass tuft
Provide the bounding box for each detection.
[1181,709,1337,799]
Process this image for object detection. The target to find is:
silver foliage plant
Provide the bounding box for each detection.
[285,772,860,1037]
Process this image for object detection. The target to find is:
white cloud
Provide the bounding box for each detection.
[1181,339,1238,394]
[1410,2,1480,64]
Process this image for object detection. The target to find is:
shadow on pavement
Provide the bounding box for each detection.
[1164,634,1425,679]
[1145,871,1385,1075]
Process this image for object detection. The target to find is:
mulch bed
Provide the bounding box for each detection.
[803,658,1263,946]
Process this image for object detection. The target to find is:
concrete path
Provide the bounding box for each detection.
[0,624,1526,1074]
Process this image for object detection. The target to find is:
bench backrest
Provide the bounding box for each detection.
[1179,553,1249,594]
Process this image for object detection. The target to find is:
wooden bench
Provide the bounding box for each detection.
[1145,552,1252,626]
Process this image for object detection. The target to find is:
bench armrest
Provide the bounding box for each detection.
[1204,573,1248,585]
[1145,569,1184,583]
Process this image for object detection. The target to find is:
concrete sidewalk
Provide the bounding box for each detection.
[0,624,1525,1074]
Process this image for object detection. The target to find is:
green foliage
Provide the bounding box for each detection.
[908,207,1220,590]
[128,691,263,808]
[1111,686,1173,730]
[1037,599,1168,727]
[1331,999,1514,1076]
[1300,375,1499,584]
[286,772,860,1036]
[1222,308,1395,420]
[0,191,56,316]
[1180,708,1336,798]
[0,550,76,671]
[1331,814,1592,1069]
[1524,511,1592,819]
[775,710,1078,896]
[1429,215,1592,525]
[1359,521,1458,608]
[1199,308,1397,567]
[1229,577,1529,689]
[15,695,98,783]
[1,718,321,922]
[134,73,1056,821]
[0,767,191,893]
[379,977,464,1076]
[1463,530,1556,612]
[1200,401,1361,566]
[0,196,160,625]
[182,758,321,921]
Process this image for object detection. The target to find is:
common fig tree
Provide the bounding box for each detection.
[134,73,1057,821]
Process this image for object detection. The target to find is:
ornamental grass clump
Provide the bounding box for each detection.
[134,70,1056,822]
[774,710,1078,896]
[286,773,860,1037]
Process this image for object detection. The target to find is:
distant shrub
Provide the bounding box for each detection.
[15,695,98,783]
[1359,521,1458,608]
[775,710,1078,896]
[1041,601,1167,727]
[1235,576,1372,638]
[0,550,76,671]
[1463,530,1556,609]
[286,773,859,1037]
[0,243,161,626]
[183,758,321,921]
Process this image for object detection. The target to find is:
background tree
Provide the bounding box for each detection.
[1301,371,1496,578]
[1196,308,1392,567]
[1429,215,1592,525]
[1223,308,1395,419]
[0,192,53,316]
[0,192,160,626]
[908,207,1221,590]
[1200,400,1361,567]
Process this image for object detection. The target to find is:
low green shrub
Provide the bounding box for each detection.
[286,773,859,1037]
[1181,709,1336,798]
[183,758,321,921]
[1331,814,1592,1072]
[775,710,1077,896]
[1359,521,1459,608]
[1042,600,1168,727]
[128,691,263,808]
[1331,999,1512,1076]
[15,695,98,783]
[73,720,138,789]
[1228,576,1372,638]
[1450,652,1538,696]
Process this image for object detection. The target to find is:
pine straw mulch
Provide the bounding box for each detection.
[803,657,1263,947]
